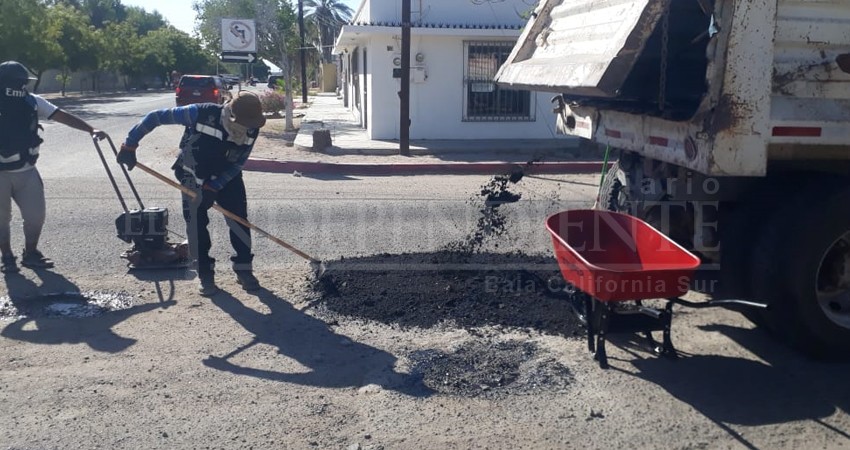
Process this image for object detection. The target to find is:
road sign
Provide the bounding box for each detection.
[220,52,257,63]
[221,19,257,53]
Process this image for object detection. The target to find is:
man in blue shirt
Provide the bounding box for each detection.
[118,92,266,296]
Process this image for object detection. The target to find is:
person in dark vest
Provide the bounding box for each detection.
[0,61,107,273]
[117,92,266,296]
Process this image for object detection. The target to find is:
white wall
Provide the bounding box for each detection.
[339,0,564,141]
[364,34,563,140]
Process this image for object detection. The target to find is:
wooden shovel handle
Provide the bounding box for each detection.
[134,162,318,263]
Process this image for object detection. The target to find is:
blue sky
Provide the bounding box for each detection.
[122,0,361,35]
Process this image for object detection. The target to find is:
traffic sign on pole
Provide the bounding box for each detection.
[221,19,257,53]
[220,52,257,63]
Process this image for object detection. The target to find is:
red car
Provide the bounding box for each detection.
[175,75,231,106]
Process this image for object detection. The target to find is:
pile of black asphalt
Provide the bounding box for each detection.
[310,173,583,397]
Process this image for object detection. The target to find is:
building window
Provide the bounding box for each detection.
[463,41,534,122]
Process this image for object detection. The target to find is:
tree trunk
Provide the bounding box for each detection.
[322,26,333,63]
[279,50,295,132]
[33,71,43,94]
[60,70,68,96]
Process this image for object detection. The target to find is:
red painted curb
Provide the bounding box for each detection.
[244,159,609,176]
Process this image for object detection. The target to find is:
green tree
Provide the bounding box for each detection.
[47,0,127,28]
[98,20,141,89]
[47,4,99,95]
[137,27,217,87]
[303,0,352,63]
[0,0,62,92]
[125,5,168,35]
[166,28,218,75]
[81,0,127,28]
[137,28,176,88]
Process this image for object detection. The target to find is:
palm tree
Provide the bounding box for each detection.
[304,0,353,63]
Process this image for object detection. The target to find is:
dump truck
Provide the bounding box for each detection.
[495,0,850,356]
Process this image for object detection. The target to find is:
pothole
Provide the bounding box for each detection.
[312,251,583,336]
[408,340,573,397]
[0,291,136,320]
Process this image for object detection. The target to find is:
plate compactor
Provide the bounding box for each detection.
[93,136,189,270]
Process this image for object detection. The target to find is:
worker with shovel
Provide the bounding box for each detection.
[117,92,266,295]
[0,61,108,273]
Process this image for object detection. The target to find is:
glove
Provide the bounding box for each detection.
[117,143,137,171]
[198,184,218,210]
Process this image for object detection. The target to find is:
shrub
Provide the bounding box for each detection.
[259,90,288,114]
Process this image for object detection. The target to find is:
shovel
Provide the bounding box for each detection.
[132,161,327,278]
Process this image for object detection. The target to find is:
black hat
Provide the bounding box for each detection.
[0,61,36,87]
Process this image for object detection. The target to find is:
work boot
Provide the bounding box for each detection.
[235,270,260,292]
[197,273,219,296]
[21,249,54,269]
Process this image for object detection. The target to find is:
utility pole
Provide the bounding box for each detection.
[298,0,308,104]
[400,0,411,156]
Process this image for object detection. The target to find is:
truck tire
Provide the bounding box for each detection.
[751,183,850,358]
[597,161,629,212]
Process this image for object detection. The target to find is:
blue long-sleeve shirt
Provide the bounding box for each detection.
[125,105,253,190]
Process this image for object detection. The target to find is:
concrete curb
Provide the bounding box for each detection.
[244,159,609,176]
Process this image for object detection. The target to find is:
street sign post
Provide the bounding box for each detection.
[220,52,257,63]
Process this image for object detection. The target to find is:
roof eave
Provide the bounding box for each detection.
[334,24,523,53]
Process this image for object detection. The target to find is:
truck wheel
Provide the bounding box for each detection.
[752,185,850,358]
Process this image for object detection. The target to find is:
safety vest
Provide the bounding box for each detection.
[0,93,42,171]
[176,104,258,184]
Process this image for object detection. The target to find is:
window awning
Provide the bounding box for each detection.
[495,0,667,97]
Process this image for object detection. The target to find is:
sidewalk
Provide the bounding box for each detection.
[247,93,608,176]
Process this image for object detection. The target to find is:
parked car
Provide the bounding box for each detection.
[175,75,230,106]
[220,74,240,88]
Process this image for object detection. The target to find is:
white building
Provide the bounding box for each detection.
[333,0,572,142]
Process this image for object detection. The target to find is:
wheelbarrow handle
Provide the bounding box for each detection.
[668,298,769,309]
[133,162,319,263]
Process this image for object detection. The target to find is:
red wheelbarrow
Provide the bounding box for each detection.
[546,209,766,368]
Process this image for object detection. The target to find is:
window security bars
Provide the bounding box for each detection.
[463,41,534,122]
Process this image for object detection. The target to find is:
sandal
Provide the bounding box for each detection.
[1,255,20,273]
[21,249,54,269]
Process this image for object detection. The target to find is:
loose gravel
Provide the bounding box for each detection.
[0,290,135,320]
[408,340,574,397]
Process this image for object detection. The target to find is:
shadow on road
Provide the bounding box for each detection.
[203,288,433,397]
[615,324,850,448]
[46,91,173,121]
[45,90,170,107]
[128,268,194,304]
[1,269,174,352]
